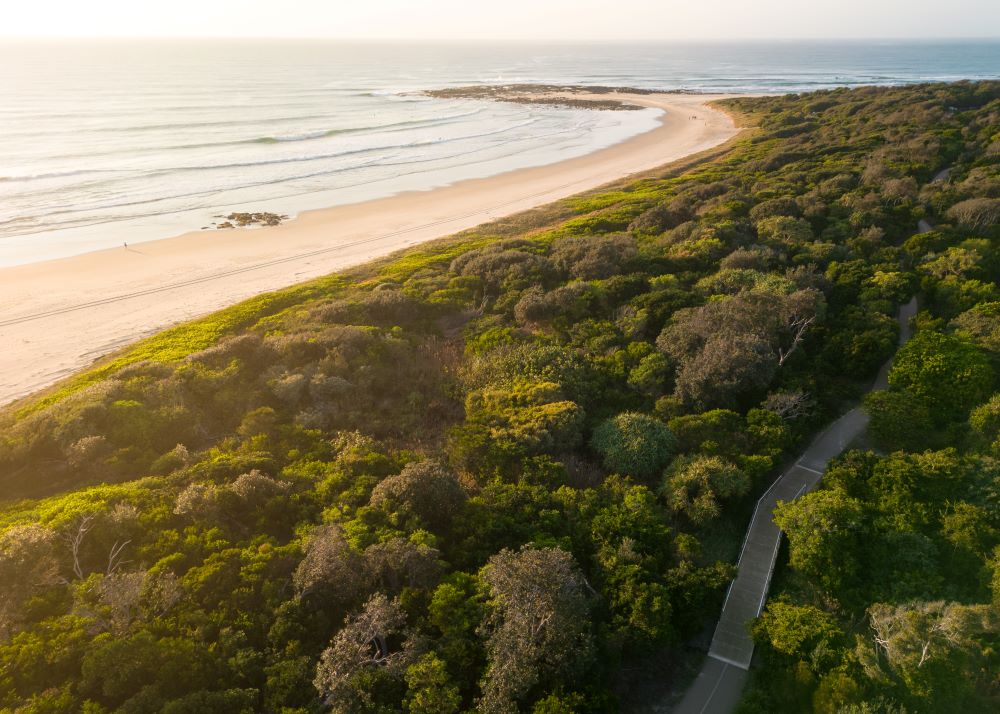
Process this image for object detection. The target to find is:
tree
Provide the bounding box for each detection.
[837,698,912,714]
[226,469,289,506]
[173,483,220,521]
[821,307,897,379]
[662,455,750,525]
[404,653,461,714]
[80,632,215,710]
[585,478,676,645]
[931,277,1000,320]
[667,409,745,455]
[314,594,417,713]
[674,332,778,409]
[881,176,918,205]
[479,547,594,714]
[754,601,843,662]
[369,461,467,531]
[749,197,801,222]
[946,197,1000,230]
[451,381,585,475]
[869,531,943,602]
[755,215,814,246]
[951,302,1000,352]
[601,565,673,647]
[293,525,370,608]
[628,197,693,234]
[762,391,816,421]
[514,286,554,326]
[531,692,587,713]
[920,248,982,281]
[863,601,998,703]
[864,389,935,452]
[773,490,866,595]
[990,547,1000,605]
[811,671,865,714]
[657,289,824,408]
[161,689,257,713]
[0,525,61,638]
[590,412,676,481]
[865,270,916,303]
[459,342,600,406]
[969,393,1000,450]
[74,572,145,636]
[867,449,970,532]
[627,352,672,397]
[428,573,484,687]
[514,283,599,331]
[549,233,637,280]
[450,241,554,296]
[941,502,997,557]
[888,331,993,424]
[364,537,442,593]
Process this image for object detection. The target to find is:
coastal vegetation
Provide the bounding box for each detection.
[729,87,1000,712]
[0,80,998,713]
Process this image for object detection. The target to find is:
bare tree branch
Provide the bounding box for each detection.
[63,514,95,581]
[106,540,131,575]
[778,315,816,366]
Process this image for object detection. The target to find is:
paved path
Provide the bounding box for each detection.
[673,296,917,713]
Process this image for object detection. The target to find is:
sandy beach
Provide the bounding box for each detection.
[0,92,742,407]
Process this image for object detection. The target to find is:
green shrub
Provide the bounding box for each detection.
[888,331,994,424]
[590,412,676,480]
[864,389,935,452]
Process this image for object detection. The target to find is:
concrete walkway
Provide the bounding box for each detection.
[673,296,917,713]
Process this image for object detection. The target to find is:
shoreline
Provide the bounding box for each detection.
[0,92,743,407]
[0,98,663,269]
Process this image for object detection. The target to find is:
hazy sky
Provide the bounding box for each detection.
[4,0,999,40]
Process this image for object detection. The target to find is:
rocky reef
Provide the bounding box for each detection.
[422,84,682,110]
[209,212,289,230]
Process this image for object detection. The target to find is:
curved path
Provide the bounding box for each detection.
[673,295,918,713]
[672,179,954,711]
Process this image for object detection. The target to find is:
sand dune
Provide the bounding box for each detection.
[0,92,742,407]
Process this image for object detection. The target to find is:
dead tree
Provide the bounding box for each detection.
[778,314,816,366]
[64,514,95,581]
[106,540,131,575]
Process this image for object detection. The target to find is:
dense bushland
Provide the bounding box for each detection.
[0,81,998,713]
[740,86,1000,714]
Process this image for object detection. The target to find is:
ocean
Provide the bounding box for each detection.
[1,39,997,266]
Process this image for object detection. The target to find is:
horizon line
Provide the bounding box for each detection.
[2,35,1000,42]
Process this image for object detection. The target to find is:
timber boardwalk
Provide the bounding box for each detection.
[674,296,917,712]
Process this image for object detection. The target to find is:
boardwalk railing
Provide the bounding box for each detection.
[702,297,917,674]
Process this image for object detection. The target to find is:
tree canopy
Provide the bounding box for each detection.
[1,81,999,712]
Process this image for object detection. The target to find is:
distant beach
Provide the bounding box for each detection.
[1,37,997,406]
[2,39,998,266]
[0,91,739,406]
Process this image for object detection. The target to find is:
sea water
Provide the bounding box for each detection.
[0,39,997,266]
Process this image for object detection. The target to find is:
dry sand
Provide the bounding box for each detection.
[0,92,742,407]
